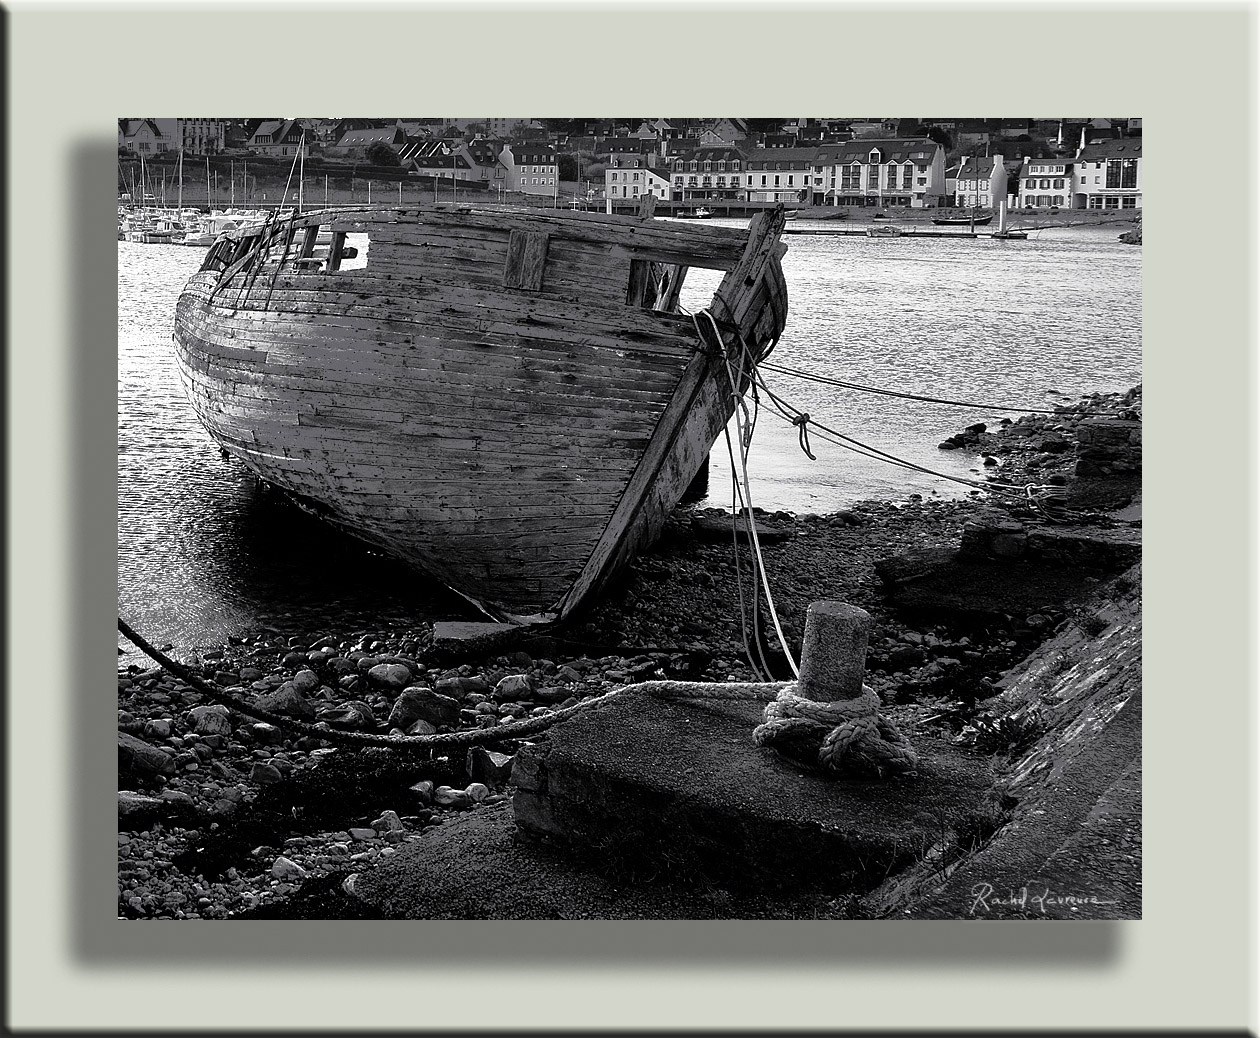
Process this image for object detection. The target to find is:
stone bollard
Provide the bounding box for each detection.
[797,601,870,702]
[753,600,918,778]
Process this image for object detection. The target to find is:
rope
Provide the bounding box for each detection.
[692,309,800,680]
[118,617,784,751]
[119,617,618,751]
[752,685,918,779]
[121,617,918,782]
[791,412,815,460]
[748,369,1076,508]
[760,362,1065,414]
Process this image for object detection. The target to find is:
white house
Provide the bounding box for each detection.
[1072,139,1142,211]
[956,154,1007,209]
[1019,157,1074,210]
[605,164,671,205]
[500,142,557,195]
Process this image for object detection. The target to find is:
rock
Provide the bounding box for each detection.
[186,705,233,736]
[327,657,356,676]
[433,785,473,809]
[370,810,405,832]
[271,856,308,881]
[282,651,306,668]
[291,669,321,694]
[465,782,490,803]
[256,682,316,721]
[118,791,175,830]
[317,701,376,729]
[367,663,412,691]
[406,719,437,736]
[348,827,377,841]
[143,718,172,740]
[118,732,176,779]
[493,674,533,701]
[434,675,491,696]
[249,762,285,786]
[249,722,284,745]
[409,780,435,804]
[691,509,794,544]
[467,746,515,787]
[388,688,460,730]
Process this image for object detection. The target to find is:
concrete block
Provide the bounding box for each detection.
[510,690,994,897]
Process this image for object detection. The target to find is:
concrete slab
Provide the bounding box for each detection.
[510,690,997,899]
[349,803,845,920]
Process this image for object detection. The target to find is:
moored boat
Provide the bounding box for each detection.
[932,209,994,226]
[173,201,789,623]
[866,225,903,237]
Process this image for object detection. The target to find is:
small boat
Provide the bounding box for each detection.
[933,209,994,226]
[674,207,712,220]
[784,210,799,221]
[173,201,790,623]
[866,225,903,238]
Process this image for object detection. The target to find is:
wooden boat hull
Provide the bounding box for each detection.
[173,203,788,623]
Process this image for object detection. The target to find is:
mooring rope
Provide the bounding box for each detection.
[692,308,801,680]
[752,686,918,778]
[759,361,1066,415]
[118,618,787,753]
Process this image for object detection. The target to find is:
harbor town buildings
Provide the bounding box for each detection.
[118,117,1141,212]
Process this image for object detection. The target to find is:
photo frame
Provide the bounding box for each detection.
[7,1,1255,1031]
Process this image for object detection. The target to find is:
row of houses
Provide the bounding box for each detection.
[610,136,1142,211]
[119,118,1142,210]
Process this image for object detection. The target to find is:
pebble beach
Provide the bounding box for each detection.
[117,386,1140,920]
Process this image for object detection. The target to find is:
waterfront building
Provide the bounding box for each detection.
[500,141,557,195]
[1019,157,1075,209]
[667,147,746,204]
[956,154,1008,209]
[605,163,671,203]
[739,138,946,208]
[1072,139,1142,211]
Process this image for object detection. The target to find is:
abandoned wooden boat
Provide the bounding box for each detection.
[173,201,789,623]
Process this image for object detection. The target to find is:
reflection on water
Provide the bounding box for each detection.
[118,222,1140,653]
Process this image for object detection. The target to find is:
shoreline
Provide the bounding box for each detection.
[118,385,1141,920]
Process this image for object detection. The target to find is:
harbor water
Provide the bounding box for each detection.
[118,220,1141,655]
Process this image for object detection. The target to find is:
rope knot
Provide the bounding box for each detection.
[792,412,816,460]
[752,684,917,779]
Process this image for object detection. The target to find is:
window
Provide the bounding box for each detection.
[761,175,767,186]
[787,175,793,185]
[774,175,780,186]
[1053,178,1064,189]
[1122,196,1137,208]
[901,164,913,189]
[1105,196,1120,209]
